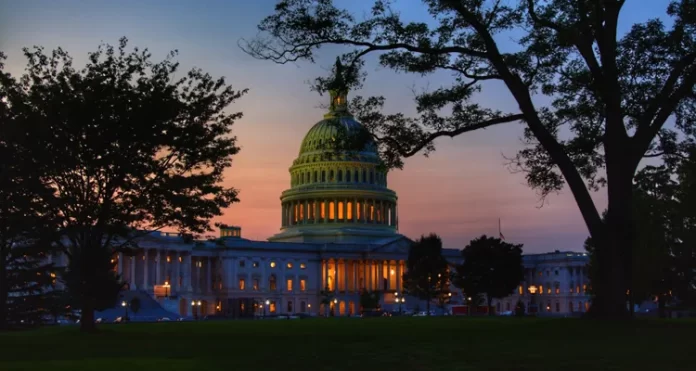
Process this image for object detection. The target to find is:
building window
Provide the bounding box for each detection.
[287,262,293,269]
[322,171,326,182]
[239,260,245,267]
[287,279,293,291]
[269,301,276,313]
[518,285,523,295]
[253,279,259,291]
[576,285,580,293]
[555,270,559,276]
[270,261,276,268]
[253,261,259,268]
[569,301,574,312]
[270,275,277,291]
[555,302,560,312]
[300,279,306,292]
[300,263,306,269]
[539,285,544,294]
[287,300,293,313]
[300,301,306,313]
[329,170,334,181]
[178,256,182,263]
[346,171,351,182]
[166,256,171,263]
[238,278,245,290]
[338,170,343,182]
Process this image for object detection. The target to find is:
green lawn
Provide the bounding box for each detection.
[1,317,694,371]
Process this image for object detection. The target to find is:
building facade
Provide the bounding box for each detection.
[492,251,592,316]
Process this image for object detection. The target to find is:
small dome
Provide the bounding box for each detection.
[299,116,376,156]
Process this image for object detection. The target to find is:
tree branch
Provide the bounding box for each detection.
[378,114,525,158]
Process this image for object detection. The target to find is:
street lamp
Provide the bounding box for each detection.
[191,300,202,320]
[308,303,312,315]
[395,297,404,315]
[264,300,270,317]
[164,281,170,298]
[121,300,128,320]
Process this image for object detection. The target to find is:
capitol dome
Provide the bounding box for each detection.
[268,63,400,244]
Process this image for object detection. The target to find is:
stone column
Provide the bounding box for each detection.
[333,259,339,293]
[281,203,285,227]
[117,253,124,276]
[184,254,192,291]
[333,199,338,222]
[396,260,402,292]
[143,249,149,290]
[343,260,349,292]
[367,260,373,291]
[353,198,358,223]
[130,255,136,290]
[304,200,309,224]
[323,200,329,223]
[314,200,320,223]
[173,251,180,290]
[323,259,329,290]
[207,257,213,293]
[353,261,358,292]
[155,249,161,286]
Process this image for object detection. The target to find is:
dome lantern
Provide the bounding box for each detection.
[325,58,350,119]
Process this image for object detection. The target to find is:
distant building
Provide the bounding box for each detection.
[491,251,591,316]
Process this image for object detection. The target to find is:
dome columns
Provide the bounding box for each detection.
[280,197,397,229]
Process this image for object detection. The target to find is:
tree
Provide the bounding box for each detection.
[515,300,526,317]
[129,297,141,316]
[453,235,524,316]
[0,52,62,330]
[585,144,696,316]
[319,285,334,317]
[2,38,247,332]
[402,234,450,316]
[359,289,382,313]
[243,0,696,319]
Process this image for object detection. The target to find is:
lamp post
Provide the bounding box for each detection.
[121,300,128,320]
[308,303,312,315]
[191,300,202,320]
[467,296,473,316]
[395,297,404,315]
[164,281,170,298]
[264,300,270,317]
[333,298,338,317]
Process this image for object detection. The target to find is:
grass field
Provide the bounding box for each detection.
[1,317,695,371]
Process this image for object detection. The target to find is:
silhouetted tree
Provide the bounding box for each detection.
[403,234,449,316]
[243,0,696,319]
[0,52,62,330]
[359,289,381,313]
[586,144,696,316]
[2,38,246,332]
[454,235,524,316]
[129,297,141,315]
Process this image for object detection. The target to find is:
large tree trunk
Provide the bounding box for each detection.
[590,149,634,319]
[80,300,96,333]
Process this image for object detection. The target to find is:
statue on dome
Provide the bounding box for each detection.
[326,57,350,116]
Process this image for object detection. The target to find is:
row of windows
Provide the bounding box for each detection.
[238,277,307,292]
[292,168,385,187]
[252,299,309,314]
[239,261,307,270]
[530,267,588,277]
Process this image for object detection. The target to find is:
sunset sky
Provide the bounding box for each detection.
[0,0,672,253]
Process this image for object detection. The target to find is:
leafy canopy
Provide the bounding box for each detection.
[1,37,247,330]
[402,234,450,307]
[453,235,524,308]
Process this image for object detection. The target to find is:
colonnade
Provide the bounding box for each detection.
[281,198,397,228]
[321,258,404,293]
[291,166,386,187]
[115,249,219,295]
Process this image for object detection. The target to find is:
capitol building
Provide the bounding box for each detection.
[57,72,591,320]
[83,78,459,319]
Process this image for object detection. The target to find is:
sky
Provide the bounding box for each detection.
[0,0,674,253]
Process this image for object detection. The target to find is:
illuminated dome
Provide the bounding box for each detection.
[268,60,400,244]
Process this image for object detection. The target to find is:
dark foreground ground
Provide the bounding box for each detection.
[1,317,694,371]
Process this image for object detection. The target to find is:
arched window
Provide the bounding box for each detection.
[369,171,374,184]
[301,173,304,184]
[322,170,326,182]
[313,171,318,182]
[269,274,277,291]
[346,170,351,182]
[338,170,343,182]
[354,170,359,183]
[329,170,334,181]
[362,170,367,183]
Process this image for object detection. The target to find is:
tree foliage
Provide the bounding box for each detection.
[402,233,450,315]
[1,38,246,331]
[453,235,524,315]
[243,0,696,318]
[359,289,382,313]
[585,144,696,314]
